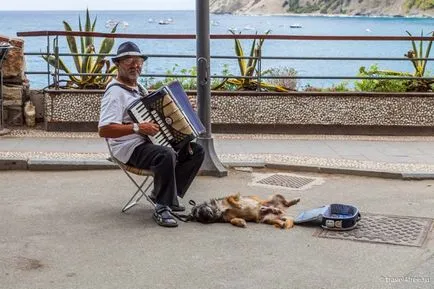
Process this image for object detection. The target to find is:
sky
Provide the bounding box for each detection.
[0,0,195,11]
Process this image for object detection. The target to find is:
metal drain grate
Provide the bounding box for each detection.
[255,173,318,189]
[315,213,433,247]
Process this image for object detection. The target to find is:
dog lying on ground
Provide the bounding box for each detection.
[190,193,300,229]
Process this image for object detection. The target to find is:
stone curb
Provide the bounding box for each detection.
[1,158,434,180]
[400,173,434,180]
[223,161,266,168]
[0,158,117,171]
[27,159,119,171]
[0,157,28,170]
[226,161,434,180]
[264,162,404,179]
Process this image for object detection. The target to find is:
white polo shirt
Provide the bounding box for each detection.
[99,79,149,163]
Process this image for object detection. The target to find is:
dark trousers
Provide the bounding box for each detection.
[127,142,204,206]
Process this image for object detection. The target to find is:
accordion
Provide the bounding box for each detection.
[127,81,205,151]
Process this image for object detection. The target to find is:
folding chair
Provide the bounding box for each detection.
[106,139,155,213]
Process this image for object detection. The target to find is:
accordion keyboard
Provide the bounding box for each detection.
[129,102,174,147]
[127,81,206,151]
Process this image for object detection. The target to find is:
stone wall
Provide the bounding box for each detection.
[210,94,434,126]
[43,89,434,135]
[1,35,28,126]
[210,93,434,134]
[44,90,101,131]
[43,89,197,131]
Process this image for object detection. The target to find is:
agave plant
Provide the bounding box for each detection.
[404,30,434,91]
[214,30,288,92]
[405,30,433,77]
[356,30,434,92]
[42,9,118,89]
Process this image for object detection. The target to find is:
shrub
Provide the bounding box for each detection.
[323,81,351,92]
[143,64,235,91]
[355,65,408,92]
[262,67,298,91]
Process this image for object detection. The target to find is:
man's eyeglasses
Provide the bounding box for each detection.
[120,57,145,65]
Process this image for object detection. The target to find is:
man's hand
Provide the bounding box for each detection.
[139,122,160,136]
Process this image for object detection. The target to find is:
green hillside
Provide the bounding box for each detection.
[404,0,434,10]
[282,0,434,14]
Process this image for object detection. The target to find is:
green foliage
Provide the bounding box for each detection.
[404,0,434,11]
[283,0,300,11]
[283,0,346,14]
[283,0,321,13]
[323,81,351,92]
[355,65,409,92]
[404,0,416,11]
[301,81,350,92]
[355,31,434,92]
[42,9,118,89]
[147,64,197,90]
[144,64,234,91]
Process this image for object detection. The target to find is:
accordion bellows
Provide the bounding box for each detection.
[162,94,193,134]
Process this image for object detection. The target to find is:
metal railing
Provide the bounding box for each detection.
[16,30,434,93]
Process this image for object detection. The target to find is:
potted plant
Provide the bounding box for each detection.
[43,9,118,131]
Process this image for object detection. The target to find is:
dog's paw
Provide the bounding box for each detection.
[273,208,284,215]
[284,219,294,229]
[230,218,247,228]
[260,206,283,215]
[260,206,268,212]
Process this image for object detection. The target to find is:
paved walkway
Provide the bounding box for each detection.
[1,128,433,288]
[1,169,433,289]
[1,128,434,178]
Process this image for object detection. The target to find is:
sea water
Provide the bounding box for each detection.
[0,10,433,89]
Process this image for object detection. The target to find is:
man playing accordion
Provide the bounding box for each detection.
[98,41,204,227]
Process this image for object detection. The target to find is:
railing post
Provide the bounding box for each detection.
[54,36,60,89]
[257,48,262,92]
[46,34,50,88]
[196,0,227,177]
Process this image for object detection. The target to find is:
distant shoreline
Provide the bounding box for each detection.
[0,10,432,18]
[215,12,434,19]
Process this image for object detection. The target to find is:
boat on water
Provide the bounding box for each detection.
[105,19,129,29]
[290,23,302,28]
[243,25,255,31]
[158,18,173,25]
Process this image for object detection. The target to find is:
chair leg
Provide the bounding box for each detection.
[106,142,156,212]
[122,190,144,212]
[121,174,154,213]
